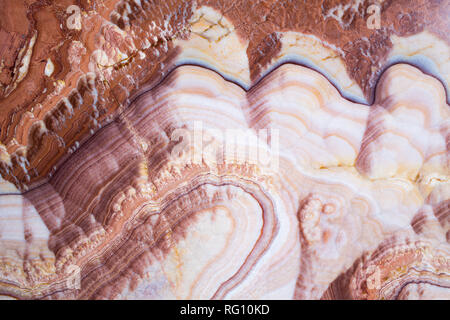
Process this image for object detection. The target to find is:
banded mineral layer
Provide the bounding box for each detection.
[0,0,448,299]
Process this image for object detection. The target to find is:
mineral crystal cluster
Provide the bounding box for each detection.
[0,0,448,299]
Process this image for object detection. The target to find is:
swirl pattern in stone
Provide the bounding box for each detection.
[0,0,449,300]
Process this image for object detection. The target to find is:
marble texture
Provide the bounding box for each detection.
[0,0,448,300]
